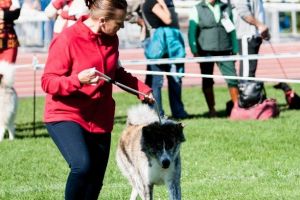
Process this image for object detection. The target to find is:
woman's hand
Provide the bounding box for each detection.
[78,68,100,84]
[143,92,155,104]
[258,24,271,41]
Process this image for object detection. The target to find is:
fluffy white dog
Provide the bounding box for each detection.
[0,61,18,142]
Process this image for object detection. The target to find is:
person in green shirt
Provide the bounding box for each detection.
[188,0,239,117]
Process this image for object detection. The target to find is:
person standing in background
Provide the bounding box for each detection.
[0,0,20,63]
[234,0,300,113]
[41,0,54,47]
[188,0,239,117]
[142,0,189,119]
[125,0,153,87]
[44,0,88,38]
[232,0,270,77]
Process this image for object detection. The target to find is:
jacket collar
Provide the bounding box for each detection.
[200,1,227,12]
[75,15,115,42]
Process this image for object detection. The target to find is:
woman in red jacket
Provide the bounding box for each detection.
[41,0,153,199]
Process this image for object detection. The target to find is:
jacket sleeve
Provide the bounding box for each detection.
[44,2,58,18]
[115,62,152,100]
[188,6,200,55]
[234,0,252,19]
[41,36,82,96]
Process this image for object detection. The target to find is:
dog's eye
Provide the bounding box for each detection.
[164,141,174,150]
[155,143,163,150]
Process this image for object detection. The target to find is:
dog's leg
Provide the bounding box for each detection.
[130,188,138,200]
[167,156,182,200]
[167,181,181,200]
[132,177,152,200]
[149,184,154,200]
[7,123,15,140]
[131,181,152,200]
[0,126,5,142]
[139,184,153,200]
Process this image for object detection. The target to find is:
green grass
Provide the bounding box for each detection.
[1,84,300,199]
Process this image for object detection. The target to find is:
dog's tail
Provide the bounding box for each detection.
[0,61,15,87]
[127,104,159,125]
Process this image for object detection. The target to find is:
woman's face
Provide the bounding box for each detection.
[99,9,126,36]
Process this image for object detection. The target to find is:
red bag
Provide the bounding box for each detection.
[230,99,280,120]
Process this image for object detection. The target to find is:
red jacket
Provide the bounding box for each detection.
[41,16,152,134]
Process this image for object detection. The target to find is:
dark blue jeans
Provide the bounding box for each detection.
[150,63,187,118]
[46,121,111,200]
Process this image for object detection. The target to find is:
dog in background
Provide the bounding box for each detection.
[274,82,300,109]
[116,104,185,200]
[0,61,18,142]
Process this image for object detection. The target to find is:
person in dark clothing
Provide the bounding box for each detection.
[142,0,189,119]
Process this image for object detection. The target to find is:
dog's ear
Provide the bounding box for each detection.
[175,123,185,143]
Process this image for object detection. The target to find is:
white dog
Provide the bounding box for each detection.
[0,61,18,142]
[116,104,185,200]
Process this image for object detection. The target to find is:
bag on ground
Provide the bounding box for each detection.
[230,98,280,120]
[238,80,266,108]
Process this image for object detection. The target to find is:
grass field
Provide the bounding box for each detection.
[0,84,300,200]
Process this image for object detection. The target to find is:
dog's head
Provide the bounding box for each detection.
[141,120,185,169]
[273,82,292,92]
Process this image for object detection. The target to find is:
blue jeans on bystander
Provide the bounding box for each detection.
[150,63,188,119]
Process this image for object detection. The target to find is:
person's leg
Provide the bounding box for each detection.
[247,37,262,77]
[144,65,152,87]
[200,60,216,117]
[238,37,262,77]
[150,64,165,117]
[46,121,92,200]
[217,58,239,103]
[84,133,111,200]
[167,63,188,118]
[217,52,239,116]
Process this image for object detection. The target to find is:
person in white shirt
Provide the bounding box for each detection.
[233,0,270,77]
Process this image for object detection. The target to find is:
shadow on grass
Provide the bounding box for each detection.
[15,121,49,139]
[114,115,127,124]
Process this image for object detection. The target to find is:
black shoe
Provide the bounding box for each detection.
[226,100,234,116]
[172,113,191,120]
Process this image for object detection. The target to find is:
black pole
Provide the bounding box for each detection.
[33,66,36,137]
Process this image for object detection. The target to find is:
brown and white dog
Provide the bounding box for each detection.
[116,104,185,200]
[0,61,18,142]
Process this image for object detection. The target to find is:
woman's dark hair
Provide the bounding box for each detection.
[85,0,127,19]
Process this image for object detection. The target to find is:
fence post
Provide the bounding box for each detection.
[32,56,38,137]
[241,35,250,77]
